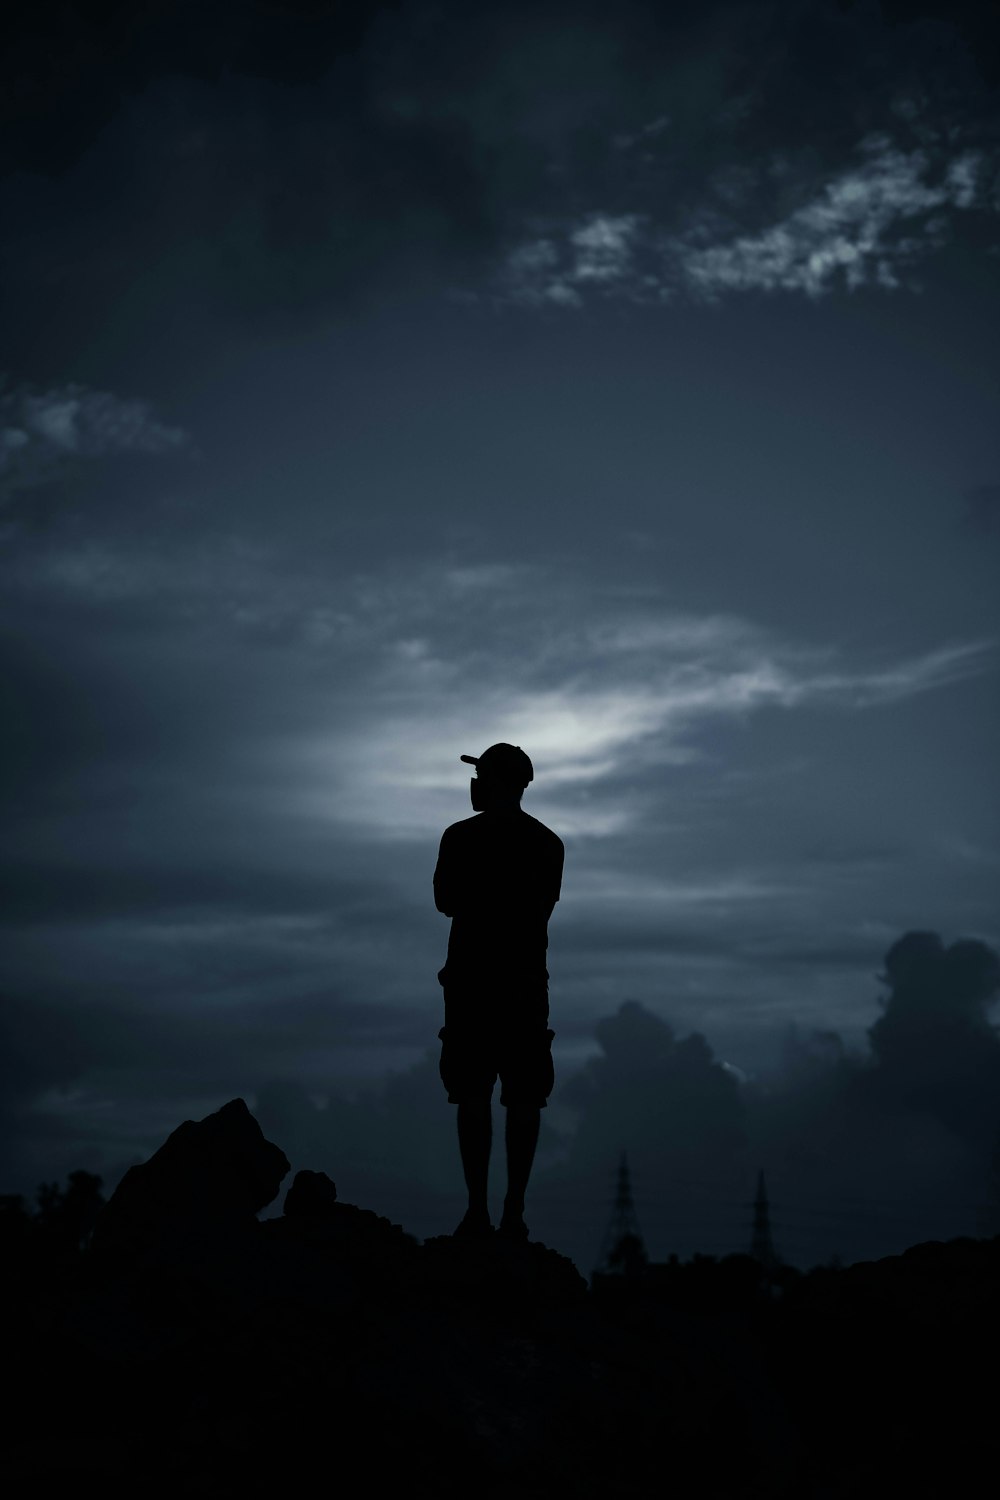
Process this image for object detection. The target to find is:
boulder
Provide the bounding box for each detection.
[283,1168,338,1218]
[92,1098,290,1254]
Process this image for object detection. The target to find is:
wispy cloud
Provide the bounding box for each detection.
[8,534,993,852]
[273,573,996,839]
[674,137,985,299]
[498,135,995,306]
[0,380,189,500]
[502,214,644,307]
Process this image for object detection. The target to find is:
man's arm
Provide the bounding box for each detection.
[542,835,565,921]
[433,829,455,916]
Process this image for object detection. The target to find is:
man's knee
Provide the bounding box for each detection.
[504,1102,541,1131]
[457,1098,492,1122]
[439,1025,497,1104]
[498,1028,555,1109]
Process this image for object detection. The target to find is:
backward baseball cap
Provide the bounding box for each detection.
[460,743,534,786]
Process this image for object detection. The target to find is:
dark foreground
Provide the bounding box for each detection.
[3,1100,997,1497]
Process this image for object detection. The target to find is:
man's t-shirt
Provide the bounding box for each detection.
[434,810,564,988]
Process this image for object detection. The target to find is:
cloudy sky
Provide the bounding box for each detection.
[2,0,998,1264]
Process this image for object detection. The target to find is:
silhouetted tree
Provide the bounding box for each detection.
[33,1170,104,1252]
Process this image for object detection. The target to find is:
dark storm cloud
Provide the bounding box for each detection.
[2,538,992,965]
[0,0,397,175]
[1,4,501,346]
[1,0,997,1267]
[867,931,1000,1140]
[1,985,426,1100]
[845,0,1000,89]
[2,520,996,1254]
[558,912,895,975]
[3,0,998,358]
[0,980,428,1187]
[0,857,377,927]
[6,0,995,185]
[239,930,1000,1264]
[744,931,1000,1262]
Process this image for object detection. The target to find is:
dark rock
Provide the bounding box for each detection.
[268,1195,420,1286]
[15,1097,1000,1496]
[283,1168,338,1218]
[420,1231,589,1308]
[277,1170,421,1283]
[91,1097,290,1254]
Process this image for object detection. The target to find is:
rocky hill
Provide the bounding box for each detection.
[3,1099,997,1496]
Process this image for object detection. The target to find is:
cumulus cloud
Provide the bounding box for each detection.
[867,931,1000,1140]
[745,929,1000,1264]
[1,538,995,1225]
[252,929,1000,1265]
[499,136,995,306]
[0,381,189,501]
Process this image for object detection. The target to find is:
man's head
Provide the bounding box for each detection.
[461,743,533,811]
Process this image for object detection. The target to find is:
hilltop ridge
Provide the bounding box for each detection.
[3,1099,997,1496]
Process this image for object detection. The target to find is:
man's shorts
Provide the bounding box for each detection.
[437,970,554,1107]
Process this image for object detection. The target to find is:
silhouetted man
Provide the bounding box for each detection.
[434,743,564,1240]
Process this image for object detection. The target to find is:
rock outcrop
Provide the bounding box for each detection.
[283,1167,338,1218]
[5,1099,998,1498]
[91,1097,290,1255]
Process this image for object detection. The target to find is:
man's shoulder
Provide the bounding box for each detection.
[519,811,564,853]
[441,814,482,839]
[441,812,562,850]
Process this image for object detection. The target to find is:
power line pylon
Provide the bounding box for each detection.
[750,1168,779,1270]
[595,1151,649,1278]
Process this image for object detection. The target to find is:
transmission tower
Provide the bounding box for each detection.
[749,1169,779,1270]
[594,1151,649,1278]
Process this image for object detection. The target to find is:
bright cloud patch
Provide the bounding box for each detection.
[499,136,993,306]
[276,572,995,841]
[676,138,985,298]
[503,215,643,307]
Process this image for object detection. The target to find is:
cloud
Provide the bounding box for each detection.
[1,541,995,1220]
[0,381,189,501]
[501,214,649,308]
[673,137,987,299]
[498,136,995,306]
[744,929,1000,1263]
[11,928,996,1267]
[22,538,974,844]
[867,931,1000,1140]
[3,2,996,340]
[3,543,993,866]
[537,929,1000,1267]
[279,579,995,840]
[0,981,431,1191]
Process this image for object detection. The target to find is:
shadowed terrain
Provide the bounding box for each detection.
[3,1098,997,1496]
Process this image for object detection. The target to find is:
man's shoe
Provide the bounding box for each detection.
[497,1212,529,1242]
[453,1210,494,1240]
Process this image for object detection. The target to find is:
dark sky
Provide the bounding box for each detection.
[2,0,998,1268]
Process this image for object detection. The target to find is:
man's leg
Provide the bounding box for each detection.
[501,1104,540,1236]
[456,1099,492,1232]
